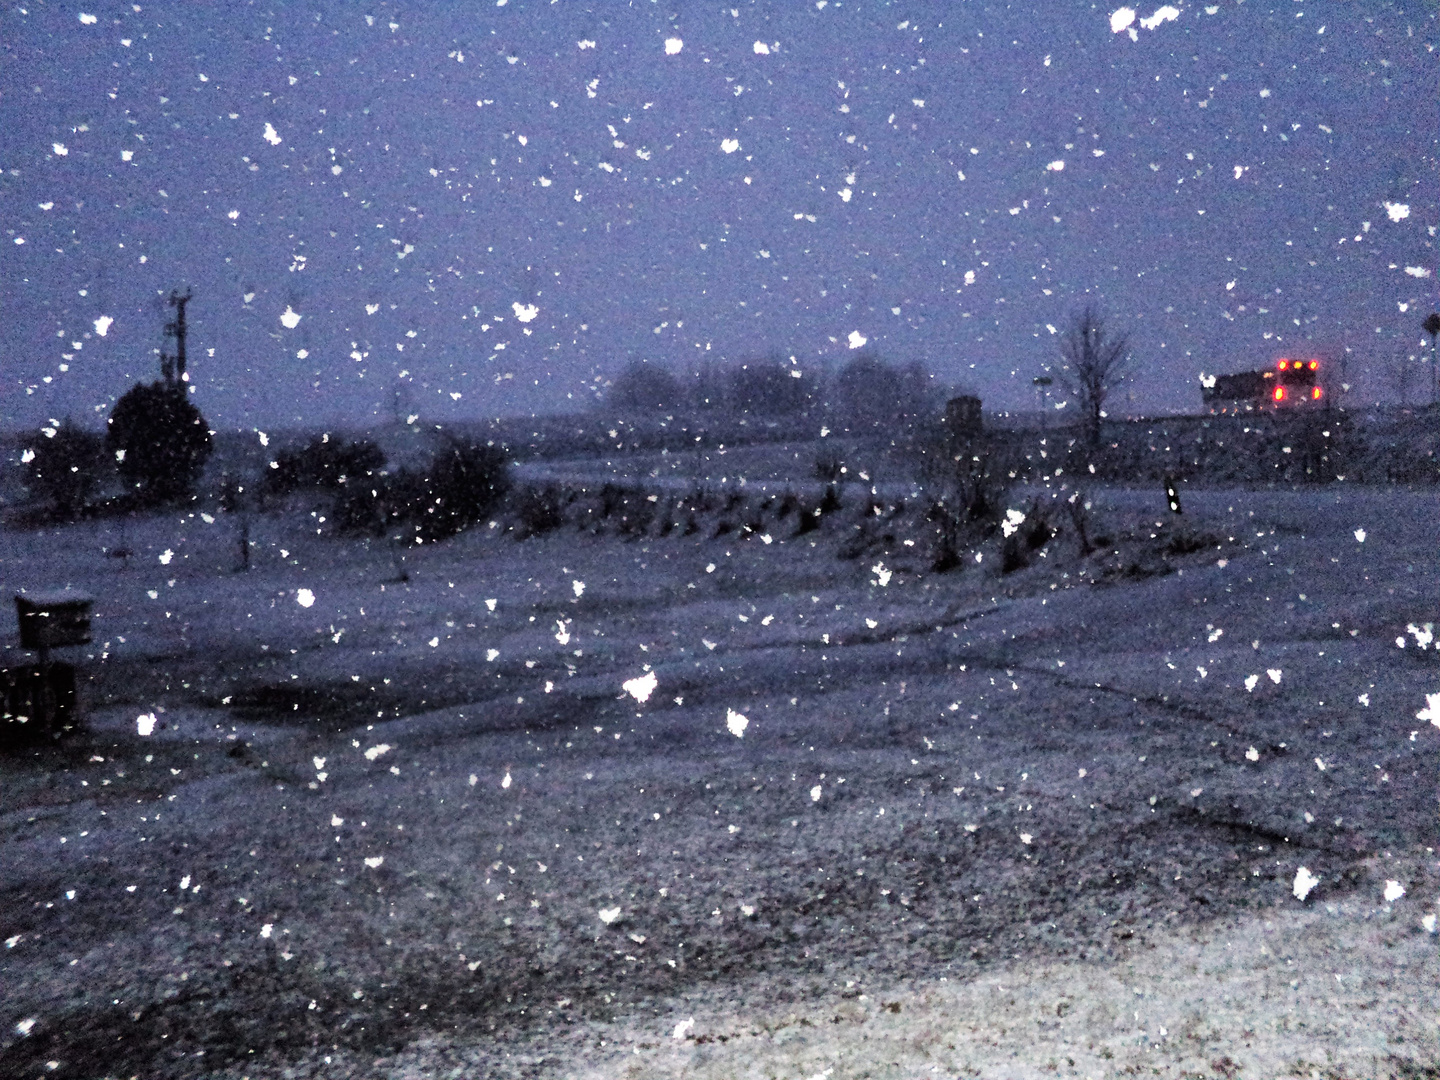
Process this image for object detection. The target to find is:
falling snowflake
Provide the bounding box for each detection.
[726,708,749,738]
[1416,693,1440,727]
[1293,867,1320,901]
[623,670,658,703]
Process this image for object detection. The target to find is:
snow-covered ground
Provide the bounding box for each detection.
[1,480,1437,1078]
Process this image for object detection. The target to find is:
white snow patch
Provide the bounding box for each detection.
[847,330,867,349]
[1353,527,1365,542]
[871,561,893,587]
[624,671,658,704]
[721,138,740,154]
[598,906,622,924]
[1138,5,1180,30]
[1266,668,1282,684]
[1244,674,1259,692]
[573,580,585,598]
[78,12,97,23]
[1109,8,1135,33]
[1384,202,1410,222]
[673,1017,695,1039]
[811,785,823,802]
[753,41,770,55]
[295,588,315,608]
[1415,692,1440,728]
[512,302,539,323]
[1383,880,1406,903]
[280,306,301,329]
[262,123,282,146]
[158,549,173,565]
[15,1018,36,1036]
[93,315,113,337]
[364,856,384,869]
[1405,266,1432,278]
[726,709,749,738]
[363,744,392,761]
[1245,746,1259,762]
[137,713,157,737]
[1046,160,1065,172]
[1293,867,1320,901]
[502,771,512,789]
[664,37,683,55]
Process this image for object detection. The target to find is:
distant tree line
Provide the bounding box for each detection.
[605,353,945,434]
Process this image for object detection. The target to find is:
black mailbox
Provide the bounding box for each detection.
[15,593,93,651]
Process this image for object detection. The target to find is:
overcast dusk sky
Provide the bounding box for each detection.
[3,0,1435,432]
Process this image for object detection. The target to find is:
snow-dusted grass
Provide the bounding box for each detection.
[562,892,1440,1080]
[1,482,1437,1078]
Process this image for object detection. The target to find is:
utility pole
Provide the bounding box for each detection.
[160,288,192,385]
[1033,375,1052,429]
[1425,313,1440,406]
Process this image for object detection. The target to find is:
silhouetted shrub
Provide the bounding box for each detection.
[107,381,212,505]
[1000,498,1057,574]
[412,435,510,541]
[335,436,509,542]
[814,449,845,484]
[513,483,567,537]
[265,435,385,496]
[25,420,108,517]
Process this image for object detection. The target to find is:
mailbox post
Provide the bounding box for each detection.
[7,592,92,742]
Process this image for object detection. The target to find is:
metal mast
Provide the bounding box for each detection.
[160,288,192,384]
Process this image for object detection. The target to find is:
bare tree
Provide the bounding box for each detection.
[1055,305,1133,449]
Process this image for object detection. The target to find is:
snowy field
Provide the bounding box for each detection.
[2,480,1438,1079]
